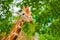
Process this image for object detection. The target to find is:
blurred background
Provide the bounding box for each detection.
[0,0,60,40]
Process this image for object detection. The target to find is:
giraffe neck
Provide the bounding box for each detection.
[5,16,24,40]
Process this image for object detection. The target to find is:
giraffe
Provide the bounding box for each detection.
[3,6,33,40]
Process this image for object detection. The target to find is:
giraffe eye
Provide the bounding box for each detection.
[22,13,25,15]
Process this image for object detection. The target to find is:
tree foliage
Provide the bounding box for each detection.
[0,0,60,40]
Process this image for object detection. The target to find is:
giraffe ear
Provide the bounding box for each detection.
[22,6,26,11]
[26,6,30,14]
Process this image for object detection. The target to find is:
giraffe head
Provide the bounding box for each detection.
[21,6,33,22]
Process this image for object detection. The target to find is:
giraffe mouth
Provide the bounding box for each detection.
[29,18,33,23]
[30,20,32,23]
